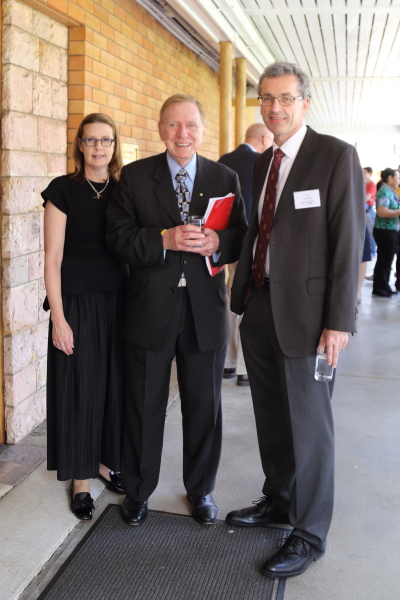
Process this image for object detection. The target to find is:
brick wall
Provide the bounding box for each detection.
[63,0,222,170]
[1,0,68,443]
[1,0,245,442]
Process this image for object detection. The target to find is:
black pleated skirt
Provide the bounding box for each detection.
[46,292,124,481]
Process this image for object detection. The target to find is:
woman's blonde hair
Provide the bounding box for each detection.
[71,113,123,182]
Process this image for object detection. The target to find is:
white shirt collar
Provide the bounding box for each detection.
[272,122,307,161]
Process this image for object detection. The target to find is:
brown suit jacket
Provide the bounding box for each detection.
[231,126,365,358]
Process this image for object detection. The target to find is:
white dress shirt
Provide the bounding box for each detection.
[254,123,308,276]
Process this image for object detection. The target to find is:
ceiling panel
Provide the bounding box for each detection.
[229,0,400,130]
[161,0,400,131]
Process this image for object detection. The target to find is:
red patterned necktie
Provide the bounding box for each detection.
[252,148,285,290]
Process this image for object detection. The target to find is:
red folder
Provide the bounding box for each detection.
[204,193,235,276]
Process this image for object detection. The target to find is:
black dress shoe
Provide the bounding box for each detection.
[372,290,392,297]
[187,493,218,524]
[69,483,95,521]
[225,496,289,527]
[236,375,250,387]
[388,288,398,294]
[121,498,148,526]
[261,534,323,578]
[96,471,124,494]
[223,368,236,379]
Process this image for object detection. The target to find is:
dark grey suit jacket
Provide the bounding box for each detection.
[218,144,260,221]
[231,126,365,358]
[106,151,247,352]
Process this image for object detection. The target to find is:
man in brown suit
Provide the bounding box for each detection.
[227,62,365,578]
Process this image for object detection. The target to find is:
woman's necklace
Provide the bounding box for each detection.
[85,176,109,199]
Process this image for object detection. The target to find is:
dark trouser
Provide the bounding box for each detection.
[240,284,335,553]
[365,206,377,255]
[122,288,226,502]
[373,228,398,294]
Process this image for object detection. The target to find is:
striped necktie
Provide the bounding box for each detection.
[252,148,285,290]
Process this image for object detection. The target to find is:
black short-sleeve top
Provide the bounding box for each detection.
[41,175,128,297]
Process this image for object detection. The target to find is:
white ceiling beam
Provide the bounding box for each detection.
[313,124,400,135]
[310,77,400,81]
[243,6,400,14]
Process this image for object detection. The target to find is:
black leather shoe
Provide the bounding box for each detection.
[69,483,94,521]
[388,288,398,294]
[261,534,323,578]
[225,496,289,527]
[120,498,148,526]
[187,493,218,524]
[236,375,250,387]
[96,471,124,494]
[223,368,236,379]
[372,290,392,297]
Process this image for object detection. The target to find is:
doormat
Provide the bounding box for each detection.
[38,504,288,600]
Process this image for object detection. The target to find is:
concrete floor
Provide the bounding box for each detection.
[1,269,400,600]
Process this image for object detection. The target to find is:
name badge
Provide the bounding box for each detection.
[293,189,321,209]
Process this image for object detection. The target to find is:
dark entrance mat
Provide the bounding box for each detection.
[38,505,288,600]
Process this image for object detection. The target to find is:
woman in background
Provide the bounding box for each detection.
[356,225,371,303]
[372,168,400,297]
[43,113,128,519]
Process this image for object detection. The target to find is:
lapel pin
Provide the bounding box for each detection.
[200,193,203,196]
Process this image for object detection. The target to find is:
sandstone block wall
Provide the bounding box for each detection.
[1,0,68,443]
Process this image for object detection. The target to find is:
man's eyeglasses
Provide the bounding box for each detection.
[80,138,115,147]
[258,95,303,106]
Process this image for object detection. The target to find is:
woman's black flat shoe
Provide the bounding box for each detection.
[96,471,124,494]
[69,483,95,520]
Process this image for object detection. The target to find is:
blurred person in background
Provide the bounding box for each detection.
[395,165,400,291]
[219,123,273,386]
[372,168,400,297]
[363,167,377,261]
[356,226,372,303]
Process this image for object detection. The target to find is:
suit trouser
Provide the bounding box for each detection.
[240,283,335,552]
[225,263,247,375]
[122,287,226,502]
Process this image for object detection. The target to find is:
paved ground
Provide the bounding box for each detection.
[1,268,400,600]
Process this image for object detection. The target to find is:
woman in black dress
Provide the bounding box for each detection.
[43,114,128,520]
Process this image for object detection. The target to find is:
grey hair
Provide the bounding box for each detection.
[257,61,312,100]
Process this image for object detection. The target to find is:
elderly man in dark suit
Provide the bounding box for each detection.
[106,94,247,527]
[226,62,365,577]
[219,123,273,386]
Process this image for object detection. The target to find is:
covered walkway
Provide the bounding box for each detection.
[1,268,399,600]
